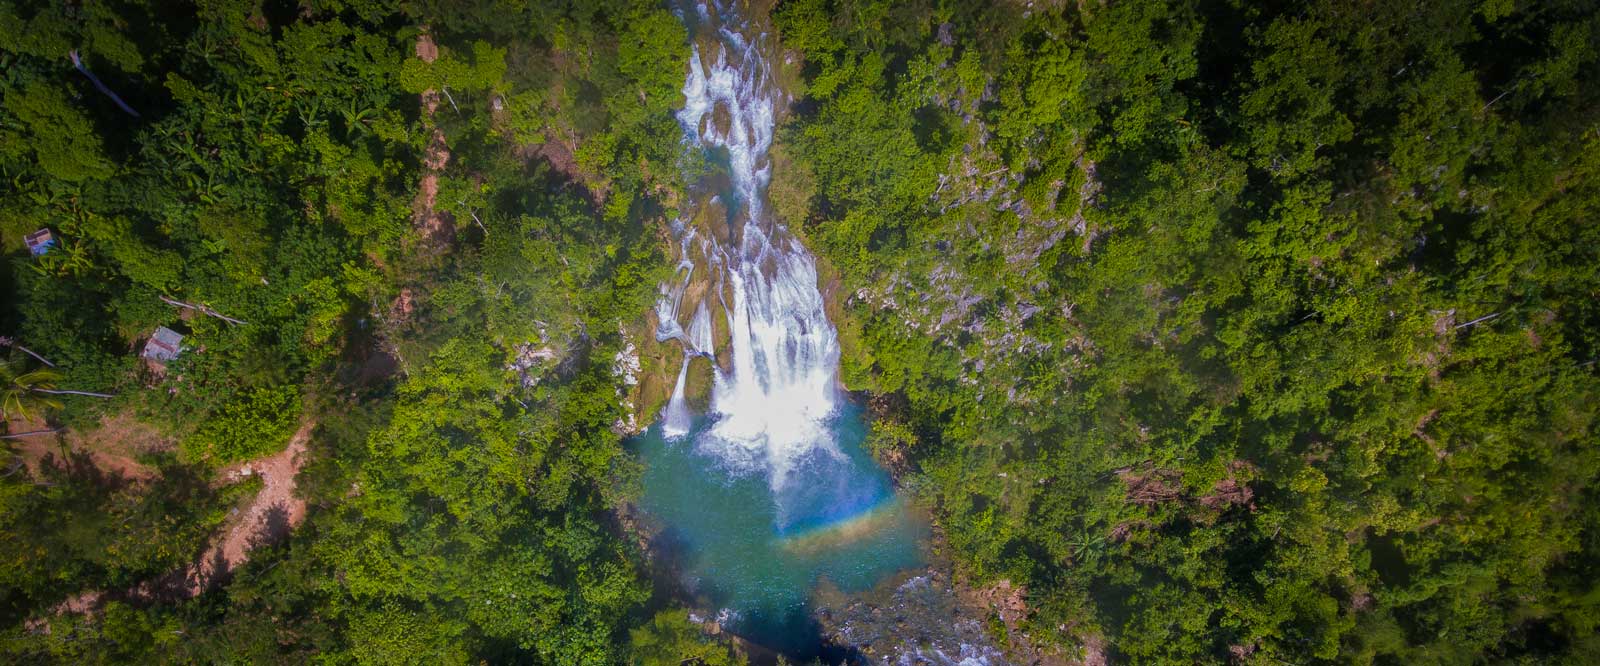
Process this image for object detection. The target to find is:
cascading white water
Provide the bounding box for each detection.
[656,1,846,500]
[633,5,973,657]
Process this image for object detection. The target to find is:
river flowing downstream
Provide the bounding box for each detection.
[633,0,935,658]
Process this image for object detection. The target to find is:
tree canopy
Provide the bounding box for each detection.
[2,0,1597,664]
[1,1,741,664]
[775,0,1600,663]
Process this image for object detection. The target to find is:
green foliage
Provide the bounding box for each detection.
[628,610,745,666]
[1,81,113,181]
[3,1,1595,664]
[181,385,300,464]
[0,454,229,627]
[777,0,1600,663]
[1,0,692,663]
[398,41,507,95]
[0,360,62,421]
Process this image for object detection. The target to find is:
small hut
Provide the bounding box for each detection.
[141,327,185,363]
[24,229,55,256]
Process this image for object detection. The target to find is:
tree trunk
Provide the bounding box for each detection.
[1,428,64,440]
[0,337,55,367]
[32,389,116,398]
[159,295,249,325]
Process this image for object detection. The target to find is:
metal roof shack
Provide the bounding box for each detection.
[24,229,55,256]
[141,327,185,363]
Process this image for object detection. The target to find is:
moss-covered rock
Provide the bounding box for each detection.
[808,245,875,392]
[684,354,715,413]
[769,139,817,229]
[709,283,734,372]
[628,312,681,429]
[689,185,732,244]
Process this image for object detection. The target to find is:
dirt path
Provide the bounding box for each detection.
[411,30,454,244]
[6,414,160,482]
[184,419,314,593]
[33,421,315,625]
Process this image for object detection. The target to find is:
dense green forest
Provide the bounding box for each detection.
[772,0,1600,663]
[1,0,1597,664]
[0,0,737,663]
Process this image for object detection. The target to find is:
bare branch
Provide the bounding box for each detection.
[1454,311,1502,330]
[33,389,116,398]
[160,295,248,326]
[16,345,55,367]
[441,86,461,115]
[458,200,488,235]
[1,428,64,440]
[0,337,55,367]
[70,50,140,118]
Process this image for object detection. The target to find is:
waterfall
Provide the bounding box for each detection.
[656,1,848,514]
[631,7,939,653]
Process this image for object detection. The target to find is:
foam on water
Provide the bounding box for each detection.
[635,1,937,656]
[657,0,845,500]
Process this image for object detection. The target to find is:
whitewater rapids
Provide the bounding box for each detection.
[655,0,846,509]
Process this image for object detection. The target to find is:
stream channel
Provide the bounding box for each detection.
[631,3,1005,664]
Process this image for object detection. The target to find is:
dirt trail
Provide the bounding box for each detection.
[186,419,314,593]
[412,30,453,243]
[33,421,315,625]
[7,414,160,481]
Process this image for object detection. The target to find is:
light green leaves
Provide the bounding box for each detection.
[3,82,114,182]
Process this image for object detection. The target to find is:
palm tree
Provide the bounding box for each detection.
[0,361,64,422]
[1069,530,1108,567]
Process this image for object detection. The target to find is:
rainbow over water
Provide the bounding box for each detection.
[630,0,930,657]
[777,496,911,556]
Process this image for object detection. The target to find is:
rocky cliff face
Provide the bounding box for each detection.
[836,94,1103,420]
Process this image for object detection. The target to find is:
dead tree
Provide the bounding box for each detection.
[69,50,140,118]
[1454,311,1502,330]
[1,428,64,440]
[159,295,248,326]
[0,337,55,367]
[33,389,115,398]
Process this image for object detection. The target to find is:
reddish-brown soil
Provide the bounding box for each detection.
[7,413,162,482]
[414,31,438,63]
[410,30,455,244]
[192,419,313,591]
[33,420,315,625]
[532,132,582,181]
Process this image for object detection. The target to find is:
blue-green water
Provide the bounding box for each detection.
[634,401,928,652]
[637,0,930,655]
